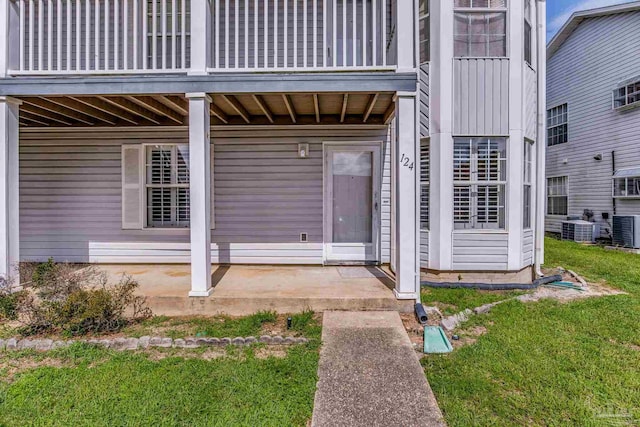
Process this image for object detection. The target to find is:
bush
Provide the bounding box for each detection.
[16,262,152,336]
[0,276,26,321]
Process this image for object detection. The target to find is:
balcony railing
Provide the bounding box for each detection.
[8,0,397,75]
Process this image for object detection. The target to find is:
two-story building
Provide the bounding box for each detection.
[0,0,546,308]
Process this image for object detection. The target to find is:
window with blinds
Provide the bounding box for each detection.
[146,144,190,228]
[419,0,430,63]
[547,176,568,216]
[453,137,507,230]
[523,139,533,228]
[454,0,507,58]
[420,139,430,230]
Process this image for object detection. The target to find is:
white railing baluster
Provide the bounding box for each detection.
[244,0,248,68]
[341,0,345,66]
[152,0,157,69]
[56,0,61,70]
[253,0,257,68]
[322,0,326,67]
[66,0,71,70]
[293,0,296,67]
[171,0,176,68]
[19,0,24,70]
[161,0,166,69]
[115,0,120,70]
[235,0,239,68]
[273,0,277,68]
[181,0,186,68]
[224,0,228,68]
[283,0,287,68]
[381,0,385,66]
[95,0,100,70]
[105,0,110,70]
[351,0,355,67]
[362,0,365,66]
[312,0,316,67]
[263,0,267,68]
[332,0,336,67]
[142,0,147,69]
[215,0,219,68]
[76,0,81,70]
[38,0,43,70]
[372,0,376,66]
[47,0,52,70]
[85,0,90,70]
[302,0,306,67]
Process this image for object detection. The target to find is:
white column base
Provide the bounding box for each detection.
[188,288,214,298]
[394,289,419,300]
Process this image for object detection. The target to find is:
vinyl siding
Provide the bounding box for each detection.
[522,228,533,266]
[419,63,429,138]
[19,126,391,264]
[452,232,509,270]
[420,230,428,269]
[525,65,537,141]
[546,11,640,236]
[453,58,510,136]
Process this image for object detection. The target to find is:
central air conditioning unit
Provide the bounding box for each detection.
[612,215,640,249]
[561,220,599,243]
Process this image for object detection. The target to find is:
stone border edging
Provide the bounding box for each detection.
[0,335,309,352]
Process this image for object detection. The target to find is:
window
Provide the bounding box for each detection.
[454,0,507,57]
[547,176,568,216]
[613,80,640,109]
[145,145,190,228]
[453,137,507,230]
[420,139,430,229]
[419,0,430,63]
[613,168,640,198]
[547,104,568,146]
[523,140,533,228]
[524,0,532,65]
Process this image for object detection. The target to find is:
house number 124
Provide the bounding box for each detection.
[400,153,414,171]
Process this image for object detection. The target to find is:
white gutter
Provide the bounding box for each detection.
[534,0,547,277]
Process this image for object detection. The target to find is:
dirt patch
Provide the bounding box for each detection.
[451,326,488,349]
[255,347,288,359]
[164,270,190,278]
[0,356,70,381]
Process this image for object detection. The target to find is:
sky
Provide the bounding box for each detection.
[547,0,637,39]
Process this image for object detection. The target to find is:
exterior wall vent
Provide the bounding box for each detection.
[300,233,308,243]
[561,220,599,243]
[613,215,640,249]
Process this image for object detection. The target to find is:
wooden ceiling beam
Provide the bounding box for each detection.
[251,94,274,123]
[383,101,396,125]
[20,104,74,125]
[21,98,95,125]
[44,96,118,125]
[20,112,51,126]
[97,96,161,124]
[221,95,250,124]
[313,94,321,123]
[124,95,184,124]
[363,93,379,123]
[209,101,229,124]
[153,95,189,116]
[69,97,139,125]
[340,94,349,123]
[282,94,297,124]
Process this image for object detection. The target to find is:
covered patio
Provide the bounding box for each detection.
[101,264,412,316]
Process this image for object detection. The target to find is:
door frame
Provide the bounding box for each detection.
[322,141,383,264]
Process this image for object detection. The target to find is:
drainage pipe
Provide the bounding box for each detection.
[421,274,562,291]
[414,303,428,324]
[534,0,547,278]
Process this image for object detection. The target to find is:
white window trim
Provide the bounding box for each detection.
[546,174,569,217]
[612,167,640,199]
[523,139,533,230]
[546,103,568,147]
[453,2,509,59]
[612,80,640,111]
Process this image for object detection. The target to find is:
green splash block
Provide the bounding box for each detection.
[423,326,453,354]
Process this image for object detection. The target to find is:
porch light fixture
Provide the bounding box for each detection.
[298,143,310,158]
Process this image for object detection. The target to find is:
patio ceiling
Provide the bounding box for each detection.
[16,92,396,127]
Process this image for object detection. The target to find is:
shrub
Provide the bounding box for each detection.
[0,276,26,321]
[16,262,152,336]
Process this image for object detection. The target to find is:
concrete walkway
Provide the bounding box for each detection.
[312,311,445,427]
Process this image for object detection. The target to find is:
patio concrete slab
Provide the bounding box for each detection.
[101,265,412,316]
[312,311,445,427]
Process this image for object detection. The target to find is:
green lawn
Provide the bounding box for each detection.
[422,237,640,426]
[0,312,321,426]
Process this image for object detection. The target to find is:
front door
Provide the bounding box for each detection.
[324,144,381,263]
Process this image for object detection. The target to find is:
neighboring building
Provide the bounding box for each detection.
[0,0,546,302]
[546,1,640,238]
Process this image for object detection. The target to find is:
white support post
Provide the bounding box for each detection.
[534,0,546,272]
[507,0,525,270]
[395,0,416,73]
[0,0,20,77]
[428,0,453,271]
[186,92,212,297]
[0,97,20,283]
[189,0,211,74]
[394,92,420,301]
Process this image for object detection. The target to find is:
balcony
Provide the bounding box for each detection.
[5,0,399,76]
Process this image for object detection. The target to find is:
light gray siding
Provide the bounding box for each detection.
[453,58,510,136]
[420,230,428,269]
[546,11,640,236]
[452,232,509,271]
[525,65,537,141]
[19,126,391,264]
[522,229,534,266]
[419,63,429,138]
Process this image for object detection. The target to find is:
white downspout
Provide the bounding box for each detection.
[534,0,547,277]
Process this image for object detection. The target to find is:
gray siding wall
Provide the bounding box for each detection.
[420,63,429,138]
[546,11,640,236]
[452,232,509,271]
[525,65,537,141]
[522,229,533,266]
[19,126,391,264]
[453,58,510,136]
[420,230,428,269]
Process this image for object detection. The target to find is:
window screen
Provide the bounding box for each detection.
[547,104,568,146]
[547,176,568,216]
[453,0,507,57]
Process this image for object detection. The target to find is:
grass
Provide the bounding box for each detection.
[422,237,640,426]
[0,311,321,426]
